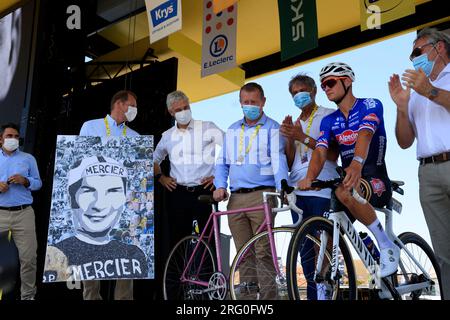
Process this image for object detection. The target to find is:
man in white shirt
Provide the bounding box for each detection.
[78,90,139,300]
[389,27,450,299]
[154,90,223,247]
[280,74,338,300]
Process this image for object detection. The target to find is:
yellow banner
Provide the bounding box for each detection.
[360,0,415,31]
[212,0,238,14]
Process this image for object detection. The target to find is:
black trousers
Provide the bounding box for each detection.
[167,185,214,247]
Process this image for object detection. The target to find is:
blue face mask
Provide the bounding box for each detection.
[242,105,261,121]
[293,91,312,109]
[412,53,435,77]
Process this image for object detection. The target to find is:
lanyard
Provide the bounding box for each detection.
[104,116,127,137]
[238,124,261,162]
[301,105,318,155]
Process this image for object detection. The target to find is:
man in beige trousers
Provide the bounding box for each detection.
[0,123,42,300]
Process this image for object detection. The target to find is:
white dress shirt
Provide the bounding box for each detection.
[408,64,450,159]
[154,119,224,186]
[289,105,338,199]
[79,114,139,137]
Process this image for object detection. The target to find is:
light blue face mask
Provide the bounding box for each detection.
[412,53,435,77]
[293,91,312,109]
[242,105,261,121]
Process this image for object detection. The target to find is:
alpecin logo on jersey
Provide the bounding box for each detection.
[370,178,386,197]
[336,130,358,146]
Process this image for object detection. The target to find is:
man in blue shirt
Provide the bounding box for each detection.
[214,82,289,300]
[79,90,139,300]
[0,123,42,300]
[80,90,139,137]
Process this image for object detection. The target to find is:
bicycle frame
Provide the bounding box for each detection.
[180,191,293,289]
[316,207,435,299]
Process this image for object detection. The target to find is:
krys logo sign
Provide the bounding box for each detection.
[210,35,228,58]
[150,0,178,27]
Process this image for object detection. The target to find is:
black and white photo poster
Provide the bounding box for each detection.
[43,135,154,282]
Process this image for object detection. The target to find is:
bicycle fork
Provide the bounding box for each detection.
[313,218,341,285]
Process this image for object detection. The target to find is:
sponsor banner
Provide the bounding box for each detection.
[145,0,182,44]
[360,0,415,31]
[201,0,237,77]
[43,136,155,282]
[212,0,238,14]
[278,0,318,61]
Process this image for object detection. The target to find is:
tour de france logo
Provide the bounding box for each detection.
[210,35,228,58]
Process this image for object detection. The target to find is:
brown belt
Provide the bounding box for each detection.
[419,151,450,165]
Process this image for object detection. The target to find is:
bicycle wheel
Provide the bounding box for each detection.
[287,216,357,300]
[163,235,216,300]
[393,232,442,300]
[229,227,294,300]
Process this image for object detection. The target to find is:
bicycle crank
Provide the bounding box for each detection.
[207,272,227,300]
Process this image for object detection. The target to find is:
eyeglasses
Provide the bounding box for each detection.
[409,42,435,61]
[320,77,346,91]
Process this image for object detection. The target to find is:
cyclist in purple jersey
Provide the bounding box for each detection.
[298,62,400,278]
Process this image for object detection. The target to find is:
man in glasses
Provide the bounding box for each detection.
[389,27,450,299]
[280,74,338,299]
[299,62,399,278]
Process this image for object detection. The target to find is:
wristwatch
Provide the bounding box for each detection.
[428,87,439,100]
[352,156,365,165]
[155,173,162,181]
[303,136,310,146]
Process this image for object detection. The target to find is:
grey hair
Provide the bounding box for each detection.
[288,73,316,94]
[166,90,189,109]
[415,27,450,58]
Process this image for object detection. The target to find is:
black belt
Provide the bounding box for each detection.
[176,185,208,193]
[0,204,31,211]
[419,151,450,165]
[231,186,275,194]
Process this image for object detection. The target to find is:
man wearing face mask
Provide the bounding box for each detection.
[78,90,139,300]
[154,90,223,247]
[0,123,42,300]
[214,82,289,300]
[280,74,338,300]
[80,90,139,137]
[389,27,450,299]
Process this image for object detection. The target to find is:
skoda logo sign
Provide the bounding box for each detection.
[210,35,228,58]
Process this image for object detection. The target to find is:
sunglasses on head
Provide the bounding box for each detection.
[409,42,435,61]
[320,77,347,91]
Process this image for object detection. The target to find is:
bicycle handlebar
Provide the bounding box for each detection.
[277,179,303,226]
[309,167,367,205]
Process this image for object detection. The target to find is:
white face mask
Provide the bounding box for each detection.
[3,138,19,152]
[124,106,138,122]
[175,109,192,125]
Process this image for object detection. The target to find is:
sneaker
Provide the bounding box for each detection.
[316,282,332,300]
[379,246,400,278]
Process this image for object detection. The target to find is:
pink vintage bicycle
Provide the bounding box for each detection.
[162,180,302,300]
